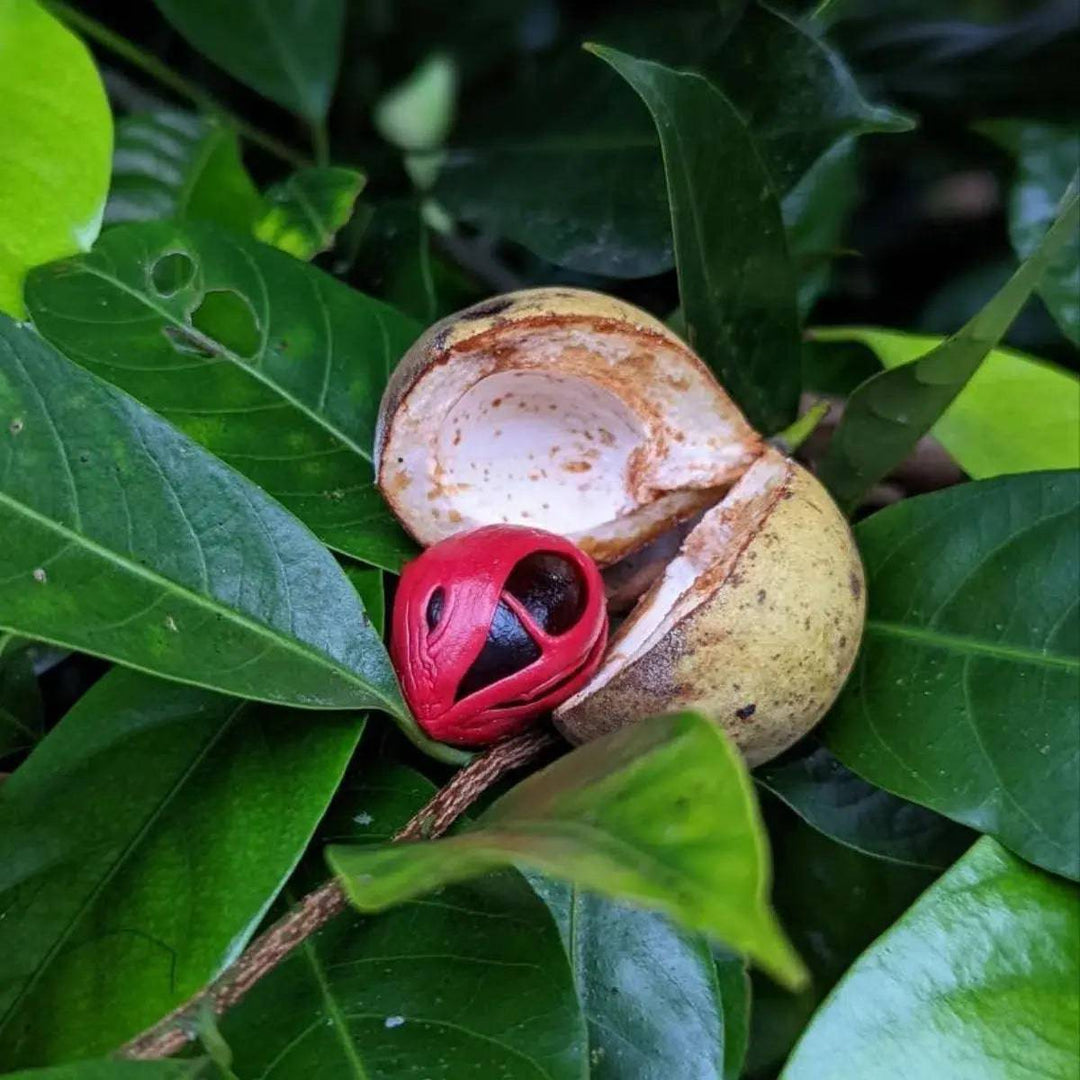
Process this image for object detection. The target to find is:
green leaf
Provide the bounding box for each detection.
[374,54,458,152]
[0,1063,207,1080]
[254,168,365,260]
[222,761,587,1079]
[714,951,751,1080]
[342,564,385,639]
[530,876,726,1079]
[818,186,1079,511]
[811,326,1080,479]
[782,838,1080,1080]
[330,713,806,988]
[151,0,344,122]
[26,220,418,572]
[0,668,362,1066]
[757,745,974,870]
[105,112,264,232]
[981,120,1080,343]
[0,318,419,727]
[589,45,801,434]
[825,471,1079,880]
[0,646,42,762]
[0,0,112,317]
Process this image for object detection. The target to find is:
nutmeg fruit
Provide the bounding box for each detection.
[376,288,865,765]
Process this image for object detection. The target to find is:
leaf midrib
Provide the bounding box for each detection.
[0,490,399,715]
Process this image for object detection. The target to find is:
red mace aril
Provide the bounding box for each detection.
[391,524,608,747]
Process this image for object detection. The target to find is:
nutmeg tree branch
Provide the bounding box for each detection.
[119,727,560,1061]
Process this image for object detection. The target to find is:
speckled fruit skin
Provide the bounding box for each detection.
[555,460,866,767]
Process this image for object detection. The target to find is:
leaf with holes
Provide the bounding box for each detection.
[26,220,419,571]
[589,45,801,434]
[221,760,588,1079]
[782,838,1080,1080]
[0,668,362,1066]
[0,318,456,762]
[254,167,365,260]
[825,471,1080,880]
[330,713,806,988]
[0,0,112,317]
[105,111,264,232]
[152,0,344,122]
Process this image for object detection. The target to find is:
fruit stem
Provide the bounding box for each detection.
[116,727,561,1060]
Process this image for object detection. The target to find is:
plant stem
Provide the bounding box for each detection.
[117,727,560,1060]
[44,0,310,169]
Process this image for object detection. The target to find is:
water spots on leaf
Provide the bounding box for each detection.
[384,1015,406,1028]
[353,811,373,826]
[164,615,179,633]
[32,568,46,584]
[191,289,260,358]
[9,418,23,436]
[150,251,196,296]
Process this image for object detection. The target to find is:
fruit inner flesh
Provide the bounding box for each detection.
[437,371,645,537]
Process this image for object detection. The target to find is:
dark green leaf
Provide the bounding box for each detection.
[0,668,362,1066]
[0,1063,207,1080]
[222,761,587,1079]
[0,643,42,762]
[818,187,1079,511]
[151,0,344,121]
[330,713,806,988]
[713,951,751,1080]
[341,564,385,638]
[982,120,1080,343]
[811,326,1080,479]
[590,45,801,434]
[0,0,112,317]
[757,744,974,870]
[105,112,263,232]
[26,220,418,572]
[0,318,419,728]
[782,838,1080,1080]
[254,168,365,260]
[530,876,726,1079]
[826,471,1079,880]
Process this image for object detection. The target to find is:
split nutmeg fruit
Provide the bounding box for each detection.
[377,288,866,765]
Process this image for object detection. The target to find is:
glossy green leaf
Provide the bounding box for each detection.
[590,45,801,434]
[826,471,1079,880]
[254,168,365,260]
[152,0,344,121]
[783,838,1080,1080]
[0,318,416,725]
[818,187,1079,510]
[105,112,263,232]
[26,220,418,572]
[0,1063,207,1080]
[0,0,112,317]
[0,668,362,1066]
[757,745,974,870]
[222,761,587,1079]
[330,713,806,988]
[0,645,42,762]
[530,876,726,1079]
[982,120,1080,343]
[811,326,1080,478]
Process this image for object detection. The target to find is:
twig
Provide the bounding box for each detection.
[44,0,310,168]
[118,727,560,1060]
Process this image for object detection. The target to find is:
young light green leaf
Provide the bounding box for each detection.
[106,111,264,231]
[981,119,1079,343]
[782,838,1080,1080]
[811,326,1080,478]
[222,761,587,1080]
[330,713,806,989]
[0,0,112,317]
[589,45,801,434]
[0,668,362,1066]
[151,0,344,122]
[254,167,365,260]
[374,54,457,152]
[26,220,419,571]
[0,318,430,737]
[818,185,1079,510]
[825,471,1079,880]
[529,876,727,1080]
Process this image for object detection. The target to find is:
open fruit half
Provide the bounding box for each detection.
[377,288,865,765]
